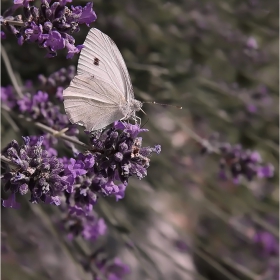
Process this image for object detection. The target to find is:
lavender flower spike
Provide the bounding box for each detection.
[1,137,71,207]
[1,0,97,58]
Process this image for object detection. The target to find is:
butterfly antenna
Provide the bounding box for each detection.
[143,101,182,109]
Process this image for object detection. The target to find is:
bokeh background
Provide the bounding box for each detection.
[1,0,279,279]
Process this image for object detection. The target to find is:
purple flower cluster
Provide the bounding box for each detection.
[217,82,272,115]
[96,258,130,280]
[1,0,97,58]
[58,122,161,216]
[18,90,73,131]
[90,122,161,192]
[1,84,78,136]
[2,122,160,210]
[64,212,107,242]
[38,65,76,90]
[82,252,130,280]
[218,143,274,183]
[1,136,69,207]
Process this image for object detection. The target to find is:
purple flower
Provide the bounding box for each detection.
[1,31,6,39]
[55,86,64,100]
[77,2,97,26]
[64,213,107,241]
[246,37,258,50]
[15,89,78,136]
[82,217,107,241]
[253,231,279,255]
[105,258,130,280]
[216,142,274,183]
[1,86,17,108]
[2,193,20,209]
[257,164,274,178]
[29,134,58,156]
[59,0,72,5]
[13,0,33,7]
[102,180,119,196]
[65,40,84,59]
[65,158,87,178]
[247,104,257,113]
[115,184,126,201]
[44,31,65,50]
[114,121,149,138]
[250,151,262,163]
[174,240,190,252]
[38,65,76,88]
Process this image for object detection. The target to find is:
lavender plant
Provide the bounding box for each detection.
[1,0,278,280]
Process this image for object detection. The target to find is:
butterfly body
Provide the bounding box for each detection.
[63,28,142,131]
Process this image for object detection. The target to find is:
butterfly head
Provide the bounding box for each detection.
[130,99,142,112]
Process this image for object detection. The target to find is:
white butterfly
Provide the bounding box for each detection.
[63,28,142,131]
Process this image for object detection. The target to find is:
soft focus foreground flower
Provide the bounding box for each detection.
[1,0,97,58]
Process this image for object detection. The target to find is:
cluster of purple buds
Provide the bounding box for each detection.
[1,84,78,136]
[90,121,161,192]
[64,212,107,242]
[218,143,274,183]
[82,251,130,280]
[59,121,161,214]
[1,136,69,207]
[37,65,76,96]
[1,0,97,58]
[2,122,161,210]
[93,258,130,280]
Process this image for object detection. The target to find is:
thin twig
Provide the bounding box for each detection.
[2,110,20,132]
[3,20,25,26]
[2,105,90,149]
[1,44,24,98]
[1,154,19,169]
[192,248,241,280]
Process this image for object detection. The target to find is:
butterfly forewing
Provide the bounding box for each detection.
[77,28,134,103]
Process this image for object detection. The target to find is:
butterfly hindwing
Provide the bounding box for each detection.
[63,74,126,131]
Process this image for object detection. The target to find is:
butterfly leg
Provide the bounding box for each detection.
[135,115,142,125]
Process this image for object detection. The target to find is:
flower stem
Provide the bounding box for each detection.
[1,154,19,169]
[2,105,90,150]
[3,19,24,26]
[1,44,24,98]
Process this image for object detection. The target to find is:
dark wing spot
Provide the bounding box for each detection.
[93,57,100,66]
